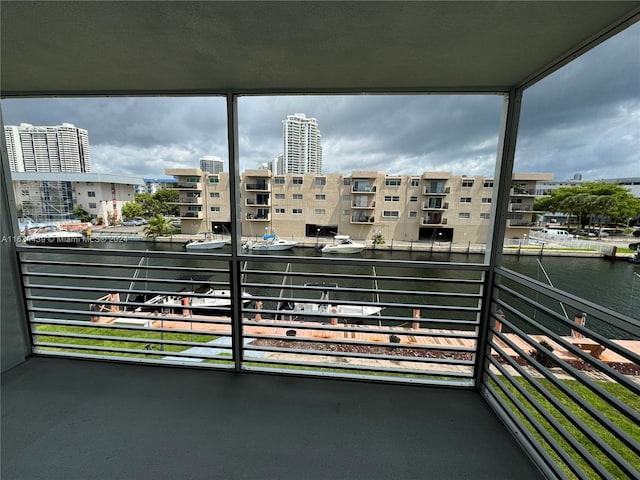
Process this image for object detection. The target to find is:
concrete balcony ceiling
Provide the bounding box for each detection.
[1,1,639,95]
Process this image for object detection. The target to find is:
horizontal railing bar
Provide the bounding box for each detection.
[19,258,230,275]
[30,308,233,326]
[22,272,230,287]
[496,267,640,336]
[242,268,484,284]
[242,282,481,298]
[244,335,475,354]
[493,301,640,397]
[492,310,640,423]
[241,364,474,387]
[32,330,226,350]
[32,318,228,337]
[242,356,474,378]
[484,369,590,479]
[33,341,232,361]
[31,350,236,369]
[489,336,640,459]
[494,288,640,363]
[24,284,235,298]
[243,321,478,338]
[245,310,479,325]
[244,344,475,365]
[17,245,489,272]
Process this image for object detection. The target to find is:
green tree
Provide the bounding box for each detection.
[135,193,161,217]
[73,204,92,223]
[143,214,173,239]
[372,232,386,245]
[534,182,640,229]
[152,188,179,216]
[121,201,145,220]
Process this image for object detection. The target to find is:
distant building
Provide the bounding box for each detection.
[199,156,224,174]
[12,172,144,225]
[282,113,322,174]
[165,167,552,241]
[5,123,91,173]
[138,177,179,194]
[271,154,285,174]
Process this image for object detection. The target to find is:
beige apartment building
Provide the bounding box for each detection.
[165,168,552,243]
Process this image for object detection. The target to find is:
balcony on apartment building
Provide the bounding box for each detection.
[175,194,203,205]
[351,214,375,223]
[423,186,450,195]
[245,182,270,192]
[351,182,377,193]
[3,3,639,480]
[245,196,271,207]
[422,200,449,210]
[174,182,203,190]
[352,200,376,209]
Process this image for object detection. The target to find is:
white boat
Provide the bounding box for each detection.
[278,283,383,319]
[185,235,227,251]
[321,235,366,254]
[135,285,252,314]
[243,234,297,251]
[24,225,84,245]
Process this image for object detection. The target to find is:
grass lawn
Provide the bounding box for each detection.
[491,375,639,479]
[34,324,223,360]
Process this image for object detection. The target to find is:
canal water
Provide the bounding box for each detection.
[78,240,640,324]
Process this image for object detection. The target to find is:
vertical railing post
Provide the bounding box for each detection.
[227,93,244,372]
[474,87,523,388]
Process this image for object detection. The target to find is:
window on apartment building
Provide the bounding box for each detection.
[410,196,418,202]
[462,179,474,187]
[210,192,220,198]
[88,191,96,197]
[21,189,29,195]
[384,195,400,202]
[410,178,420,187]
[314,177,326,186]
[483,180,494,188]
[343,178,351,186]
[89,203,97,209]
[210,206,220,212]
[187,177,198,183]
[460,197,472,203]
[275,208,285,214]
[314,208,326,215]
[188,206,201,211]
[274,177,285,185]
[342,195,350,201]
[292,208,303,214]
[293,194,303,200]
[315,194,326,200]
[482,198,492,203]
[382,211,399,218]
[480,213,491,219]
[292,177,303,185]
[275,193,285,200]
[459,212,471,219]
[385,178,401,186]
[342,210,350,215]
[408,211,417,218]
[209,177,219,183]
[86,182,94,186]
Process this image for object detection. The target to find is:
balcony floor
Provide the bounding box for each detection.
[2,357,544,480]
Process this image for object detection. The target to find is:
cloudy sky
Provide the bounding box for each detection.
[2,22,638,182]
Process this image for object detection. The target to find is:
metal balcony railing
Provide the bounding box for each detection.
[351,185,376,193]
[18,247,485,387]
[482,268,639,480]
[14,245,639,479]
[351,215,375,223]
[245,183,270,191]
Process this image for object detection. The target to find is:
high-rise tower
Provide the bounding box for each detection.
[4,123,91,173]
[199,156,224,173]
[282,113,322,174]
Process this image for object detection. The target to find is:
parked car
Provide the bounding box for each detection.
[121,219,143,227]
[633,229,640,237]
[133,217,149,225]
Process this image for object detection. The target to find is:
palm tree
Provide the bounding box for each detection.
[144,214,171,240]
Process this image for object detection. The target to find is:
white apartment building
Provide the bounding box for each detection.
[5,123,91,173]
[199,156,224,174]
[282,113,322,174]
[165,168,552,242]
[12,172,144,224]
